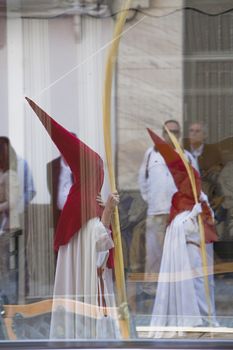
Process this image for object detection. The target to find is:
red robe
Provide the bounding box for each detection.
[147,128,217,243]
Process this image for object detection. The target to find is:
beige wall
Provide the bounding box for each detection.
[116,0,183,190]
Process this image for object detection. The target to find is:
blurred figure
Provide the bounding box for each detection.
[17,156,36,215]
[138,120,197,298]
[0,137,36,216]
[0,137,20,304]
[0,137,20,232]
[0,137,36,300]
[218,161,233,239]
[17,155,36,299]
[185,122,224,220]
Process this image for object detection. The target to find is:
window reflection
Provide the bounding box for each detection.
[0,0,233,343]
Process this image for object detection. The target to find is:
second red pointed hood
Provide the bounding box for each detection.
[147,128,217,243]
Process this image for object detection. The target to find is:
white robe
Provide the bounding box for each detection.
[150,209,216,337]
[50,217,120,339]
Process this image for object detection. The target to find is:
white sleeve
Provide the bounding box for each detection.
[138,149,151,202]
[95,220,114,252]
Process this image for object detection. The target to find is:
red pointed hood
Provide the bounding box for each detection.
[147,128,217,243]
[26,97,104,250]
[147,128,201,198]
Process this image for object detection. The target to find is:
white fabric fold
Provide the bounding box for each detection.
[150,210,216,338]
[50,217,120,339]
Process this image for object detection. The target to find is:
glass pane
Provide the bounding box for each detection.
[0,0,233,345]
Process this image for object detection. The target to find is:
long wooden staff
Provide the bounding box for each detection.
[165,126,212,322]
[102,0,132,339]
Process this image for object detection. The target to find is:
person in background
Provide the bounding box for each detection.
[0,137,20,232]
[0,137,36,215]
[17,155,36,215]
[0,137,36,299]
[0,137,20,304]
[185,121,224,223]
[218,160,233,239]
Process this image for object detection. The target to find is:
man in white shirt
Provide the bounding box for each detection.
[138,120,197,297]
[47,155,73,230]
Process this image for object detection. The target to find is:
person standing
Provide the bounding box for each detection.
[138,120,197,298]
[148,128,218,337]
[185,121,223,216]
[17,156,36,215]
[0,137,35,216]
[0,138,20,232]
[0,137,20,303]
[26,97,121,339]
[0,137,36,301]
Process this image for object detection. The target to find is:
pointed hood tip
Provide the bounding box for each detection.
[146,128,154,142]
[147,127,160,144]
[26,97,103,179]
[25,97,34,107]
